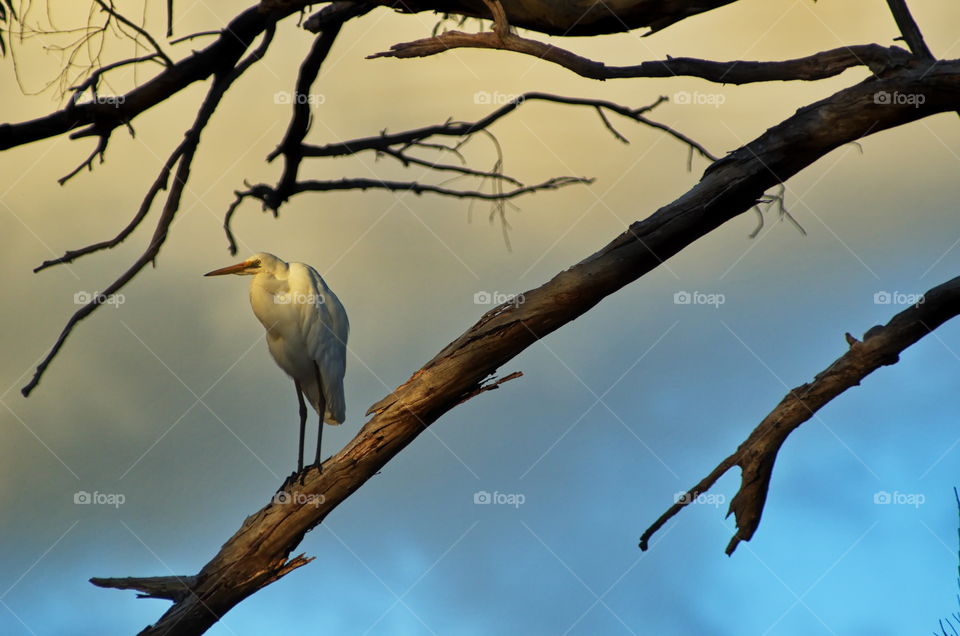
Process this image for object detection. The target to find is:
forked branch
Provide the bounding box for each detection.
[93,57,960,636]
[370,18,916,84]
[224,91,714,254]
[640,275,960,555]
[21,24,279,397]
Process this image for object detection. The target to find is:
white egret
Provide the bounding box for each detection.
[205,252,349,474]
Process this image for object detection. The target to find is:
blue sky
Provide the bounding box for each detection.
[1,1,960,634]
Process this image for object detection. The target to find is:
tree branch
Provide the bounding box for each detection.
[95,58,960,636]
[56,132,110,185]
[91,0,174,67]
[223,176,591,254]
[224,92,712,254]
[90,575,200,601]
[375,147,523,186]
[21,25,278,397]
[885,0,933,59]
[300,93,702,158]
[0,4,300,151]
[640,274,960,555]
[271,175,588,199]
[294,0,743,36]
[370,31,916,84]
[263,13,365,210]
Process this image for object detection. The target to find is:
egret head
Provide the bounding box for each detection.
[204,252,285,277]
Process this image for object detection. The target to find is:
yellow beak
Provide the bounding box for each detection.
[204,261,250,277]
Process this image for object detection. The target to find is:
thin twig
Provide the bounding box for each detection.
[301,94,690,158]
[67,53,162,105]
[377,147,524,186]
[169,30,221,46]
[92,0,173,66]
[22,24,277,396]
[57,133,110,185]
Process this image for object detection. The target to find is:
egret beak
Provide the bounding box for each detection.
[204,261,251,277]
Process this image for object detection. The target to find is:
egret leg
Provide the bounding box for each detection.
[314,363,326,473]
[294,380,307,474]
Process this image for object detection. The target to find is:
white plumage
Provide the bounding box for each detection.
[205,252,348,471]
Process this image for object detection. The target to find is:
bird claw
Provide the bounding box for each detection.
[278,470,299,492]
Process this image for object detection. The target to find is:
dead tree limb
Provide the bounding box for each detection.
[265,17,361,210]
[293,0,743,36]
[91,0,174,66]
[93,57,960,636]
[0,5,297,150]
[298,93,710,159]
[90,575,200,601]
[223,177,591,255]
[0,0,753,152]
[223,92,708,254]
[371,36,915,84]
[885,0,934,59]
[640,275,960,556]
[20,24,278,397]
[368,0,917,82]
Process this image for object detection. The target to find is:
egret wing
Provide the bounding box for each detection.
[289,263,349,424]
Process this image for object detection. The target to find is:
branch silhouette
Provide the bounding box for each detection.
[640,276,960,555]
[91,54,960,635]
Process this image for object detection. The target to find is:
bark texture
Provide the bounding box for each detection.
[92,57,960,635]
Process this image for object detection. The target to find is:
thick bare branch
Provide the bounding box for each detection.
[370,31,916,84]
[295,0,743,36]
[263,13,366,210]
[67,53,163,103]
[303,1,377,32]
[96,58,960,636]
[885,0,933,59]
[640,274,960,555]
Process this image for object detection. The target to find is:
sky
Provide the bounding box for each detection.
[2,1,960,634]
